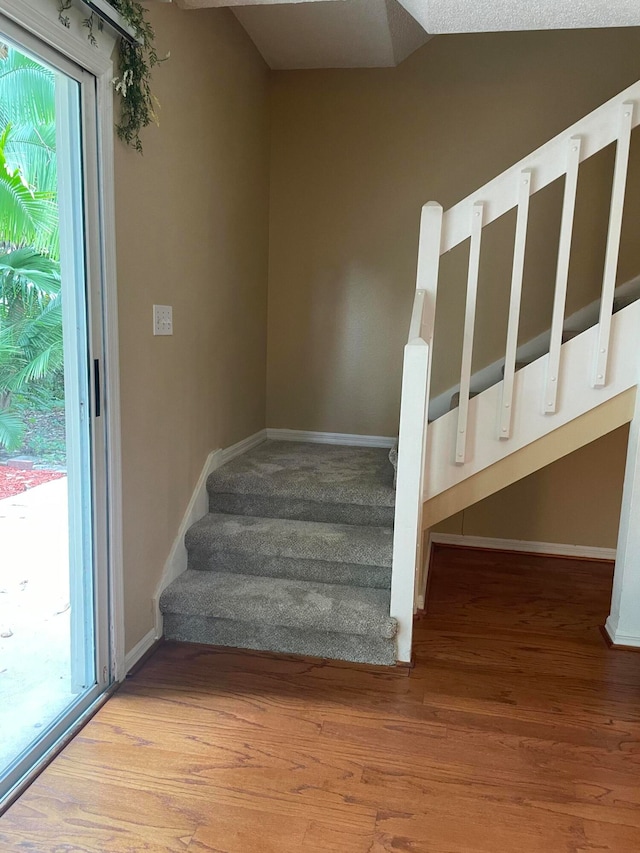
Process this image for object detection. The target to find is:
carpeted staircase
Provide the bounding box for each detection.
[159,441,398,665]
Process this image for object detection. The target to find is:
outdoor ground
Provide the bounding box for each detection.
[0,476,74,774]
[0,467,64,500]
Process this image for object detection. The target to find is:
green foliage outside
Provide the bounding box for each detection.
[0,43,64,462]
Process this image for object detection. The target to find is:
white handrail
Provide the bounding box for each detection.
[441,80,640,254]
[416,201,445,295]
[415,201,445,346]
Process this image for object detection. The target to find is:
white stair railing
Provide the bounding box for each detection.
[391,80,640,661]
[390,203,441,663]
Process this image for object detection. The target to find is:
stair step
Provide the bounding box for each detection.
[208,440,395,526]
[160,571,397,665]
[186,513,393,588]
[162,615,397,666]
[161,571,395,636]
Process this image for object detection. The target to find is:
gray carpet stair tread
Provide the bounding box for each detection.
[163,616,396,666]
[208,492,394,528]
[160,570,396,639]
[186,513,393,568]
[207,441,395,508]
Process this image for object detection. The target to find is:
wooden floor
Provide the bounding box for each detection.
[2,545,640,852]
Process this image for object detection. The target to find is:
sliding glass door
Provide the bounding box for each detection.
[0,15,111,806]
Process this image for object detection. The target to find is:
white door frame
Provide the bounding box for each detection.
[0,0,125,680]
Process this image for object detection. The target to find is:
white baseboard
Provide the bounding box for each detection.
[604,615,640,648]
[124,628,157,676]
[220,428,268,464]
[266,428,396,448]
[152,429,268,639]
[429,532,616,562]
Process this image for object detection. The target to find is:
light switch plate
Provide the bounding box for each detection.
[153,304,173,336]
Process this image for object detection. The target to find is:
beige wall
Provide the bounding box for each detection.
[267,28,640,436]
[266,27,640,552]
[115,22,640,650]
[115,4,270,650]
[435,426,630,549]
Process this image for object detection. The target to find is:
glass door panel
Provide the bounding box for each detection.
[0,21,109,806]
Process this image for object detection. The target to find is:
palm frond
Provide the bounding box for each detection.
[3,120,57,195]
[0,133,58,255]
[10,291,63,381]
[0,247,61,299]
[0,49,55,128]
[0,406,23,451]
[0,44,63,416]
[12,326,63,385]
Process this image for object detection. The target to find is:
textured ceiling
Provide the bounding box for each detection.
[176,0,431,69]
[233,0,430,69]
[397,0,640,33]
[176,0,640,70]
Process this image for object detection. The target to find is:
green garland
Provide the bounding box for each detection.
[59,0,166,153]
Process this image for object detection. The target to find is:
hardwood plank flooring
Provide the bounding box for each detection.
[3,544,640,852]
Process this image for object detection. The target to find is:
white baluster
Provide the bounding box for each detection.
[594,102,634,388]
[545,136,582,414]
[500,170,532,439]
[456,202,484,463]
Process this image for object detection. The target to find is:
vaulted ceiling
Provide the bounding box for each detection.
[175,0,640,70]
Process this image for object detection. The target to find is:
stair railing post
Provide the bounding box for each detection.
[606,363,640,649]
[391,202,442,664]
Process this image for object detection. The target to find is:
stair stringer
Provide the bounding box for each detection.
[422,299,640,527]
[423,388,635,529]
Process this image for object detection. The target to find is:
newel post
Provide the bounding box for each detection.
[606,371,640,648]
[391,202,442,663]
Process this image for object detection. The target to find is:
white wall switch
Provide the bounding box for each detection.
[153,304,173,336]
